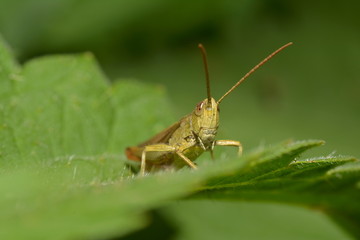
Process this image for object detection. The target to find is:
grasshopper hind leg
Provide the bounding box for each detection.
[140,144,197,176]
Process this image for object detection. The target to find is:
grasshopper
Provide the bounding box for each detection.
[126,42,293,175]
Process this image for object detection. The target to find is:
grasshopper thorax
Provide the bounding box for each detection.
[191,97,219,148]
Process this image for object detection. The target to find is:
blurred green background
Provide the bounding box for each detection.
[1,0,358,239]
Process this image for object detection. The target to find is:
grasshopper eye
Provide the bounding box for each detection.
[195,101,204,115]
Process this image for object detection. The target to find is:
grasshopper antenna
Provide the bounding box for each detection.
[198,43,211,103]
[217,42,293,104]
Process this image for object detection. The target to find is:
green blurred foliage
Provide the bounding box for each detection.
[0,0,359,239]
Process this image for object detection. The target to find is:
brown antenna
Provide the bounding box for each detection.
[217,42,293,104]
[198,43,211,103]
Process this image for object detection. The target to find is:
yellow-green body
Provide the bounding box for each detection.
[126,98,231,172]
[125,42,292,175]
[163,97,219,168]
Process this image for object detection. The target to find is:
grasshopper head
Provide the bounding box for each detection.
[193,42,293,150]
[191,97,219,147]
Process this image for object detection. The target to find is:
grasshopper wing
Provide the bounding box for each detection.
[138,121,181,147]
[125,121,181,161]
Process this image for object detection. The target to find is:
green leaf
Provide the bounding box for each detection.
[0,36,201,239]
[0,37,359,239]
[192,140,360,239]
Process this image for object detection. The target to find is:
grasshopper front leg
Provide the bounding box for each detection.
[213,140,243,156]
[141,144,197,176]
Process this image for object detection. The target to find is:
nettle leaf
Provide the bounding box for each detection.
[0,37,359,239]
[192,140,360,239]
[0,37,203,239]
